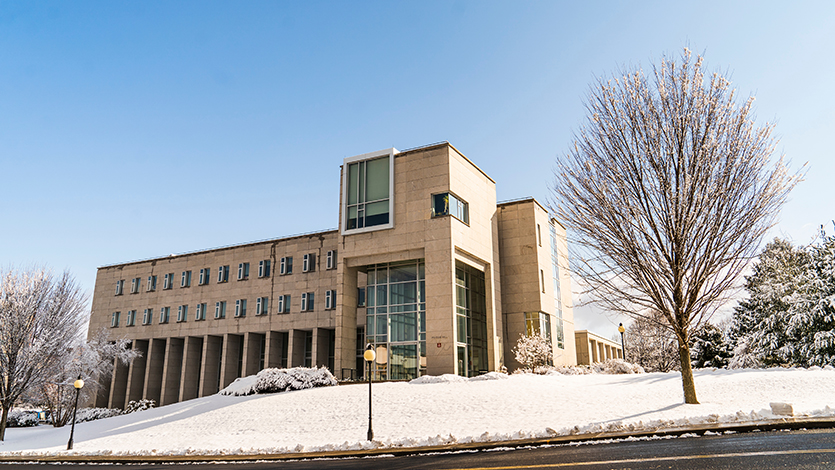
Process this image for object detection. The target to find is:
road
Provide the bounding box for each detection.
[3,428,834,469]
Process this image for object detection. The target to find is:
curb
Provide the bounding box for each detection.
[2,417,834,464]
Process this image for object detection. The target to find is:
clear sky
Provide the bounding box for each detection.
[1,1,833,336]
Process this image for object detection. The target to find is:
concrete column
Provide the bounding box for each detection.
[143,338,166,404]
[289,329,307,367]
[314,328,334,371]
[109,354,130,409]
[220,333,243,389]
[199,335,223,397]
[160,337,184,406]
[590,340,598,363]
[243,332,265,377]
[180,336,203,402]
[265,331,288,369]
[125,340,149,405]
[334,265,358,377]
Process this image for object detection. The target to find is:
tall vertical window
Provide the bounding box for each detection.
[111,311,120,328]
[146,275,157,292]
[126,310,136,327]
[237,263,250,280]
[195,303,207,321]
[181,270,191,287]
[343,150,394,233]
[215,301,226,319]
[277,294,290,314]
[159,306,170,324]
[258,260,271,278]
[131,278,140,293]
[280,257,293,275]
[115,280,124,296]
[431,192,469,224]
[549,222,565,349]
[303,254,315,272]
[256,297,269,315]
[177,305,188,322]
[301,292,314,312]
[326,250,336,270]
[218,265,229,283]
[199,268,210,285]
[455,262,487,378]
[325,290,336,310]
[234,299,247,317]
[143,308,153,325]
[163,273,174,290]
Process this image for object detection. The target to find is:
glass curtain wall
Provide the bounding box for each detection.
[346,156,390,230]
[364,259,426,380]
[455,262,488,377]
[549,223,565,349]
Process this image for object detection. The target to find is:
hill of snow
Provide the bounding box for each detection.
[2,367,834,457]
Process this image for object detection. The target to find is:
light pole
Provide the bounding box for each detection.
[618,323,627,362]
[67,375,84,450]
[363,344,376,441]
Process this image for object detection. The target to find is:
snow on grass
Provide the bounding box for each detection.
[1,367,834,457]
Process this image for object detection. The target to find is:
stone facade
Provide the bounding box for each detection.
[89,142,578,408]
[574,330,624,365]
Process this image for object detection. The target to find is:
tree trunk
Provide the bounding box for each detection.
[0,403,9,441]
[678,340,699,404]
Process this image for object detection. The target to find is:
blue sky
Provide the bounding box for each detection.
[1,1,833,335]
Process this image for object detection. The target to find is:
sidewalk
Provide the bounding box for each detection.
[3,416,834,464]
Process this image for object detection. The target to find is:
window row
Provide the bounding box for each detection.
[114,251,338,296]
[110,290,339,327]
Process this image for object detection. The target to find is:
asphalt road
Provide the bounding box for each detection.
[3,428,835,469]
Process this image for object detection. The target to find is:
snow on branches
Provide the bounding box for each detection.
[512,333,552,372]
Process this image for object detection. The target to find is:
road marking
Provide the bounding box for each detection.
[447,448,835,469]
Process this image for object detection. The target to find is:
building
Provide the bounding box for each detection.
[88,142,577,408]
[574,330,623,365]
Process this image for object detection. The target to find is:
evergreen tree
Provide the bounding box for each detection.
[690,322,732,368]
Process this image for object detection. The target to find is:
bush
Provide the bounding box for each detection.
[6,409,39,427]
[123,399,156,414]
[221,367,338,396]
[76,407,123,423]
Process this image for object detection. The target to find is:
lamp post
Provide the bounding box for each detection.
[363,344,376,441]
[618,323,627,362]
[67,375,84,450]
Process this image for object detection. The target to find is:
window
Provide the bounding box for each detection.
[277,295,290,314]
[115,280,124,296]
[301,292,314,312]
[142,308,153,325]
[431,192,469,224]
[525,312,552,343]
[234,299,247,317]
[131,277,140,294]
[541,269,546,293]
[280,257,293,275]
[159,306,170,324]
[195,303,207,321]
[215,301,226,319]
[325,290,336,310]
[198,268,210,285]
[357,287,366,307]
[126,310,136,327]
[537,224,542,246]
[181,270,191,287]
[163,273,174,290]
[237,262,250,280]
[256,297,269,316]
[258,260,271,278]
[326,250,336,270]
[217,265,229,283]
[111,311,120,328]
[177,305,188,323]
[303,253,315,273]
[146,275,157,292]
[343,149,394,233]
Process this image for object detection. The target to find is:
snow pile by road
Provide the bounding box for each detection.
[1,366,834,457]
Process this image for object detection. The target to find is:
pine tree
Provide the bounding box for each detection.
[690,322,732,368]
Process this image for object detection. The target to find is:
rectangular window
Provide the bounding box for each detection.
[111,311,120,328]
[258,260,271,278]
[256,297,269,316]
[181,270,192,287]
[277,294,290,314]
[115,279,124,296]
[131,277,141,294]
[195,303,207,321]
[326,250,336,270]
[301,292,314,312]
[159,306,170,324]
[325,290,336,310]
[303,253,315,272]
[357,287,366,307]
[146,275,157,292]
[237,262,250,280]
[163,273,174,290]
[217,265,229,283]
[177,305,188,323]
[215,301,226,319]
[280,256,293,275]
[234,299,247,318]
[541,269,546,293]
[126,310,136,327]
[537,224,542,247]
[431,192,469,224]
[199,268,210,285]
[344,151,393,233]
[143,308,153,325]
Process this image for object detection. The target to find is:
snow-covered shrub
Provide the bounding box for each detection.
[728,339,762,369]
[512,334,552,372]
[5,409,39,427]
[221,367,337,396]
[75,407,123,423]
[123,399,156,414]
[592,359,645,374]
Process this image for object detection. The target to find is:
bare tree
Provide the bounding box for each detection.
[0,268,87,440]
[551,49,801,404]
[625,313,679,373]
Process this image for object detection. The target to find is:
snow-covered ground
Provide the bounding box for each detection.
[2,367,834,457]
